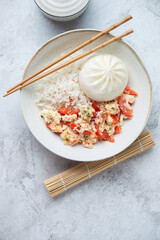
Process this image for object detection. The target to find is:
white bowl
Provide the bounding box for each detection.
[34,0,90,22]
[20,29,152,161]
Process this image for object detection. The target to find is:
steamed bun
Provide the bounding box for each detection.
[79,54,128,101]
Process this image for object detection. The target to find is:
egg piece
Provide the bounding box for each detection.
[79,54,128,101]
[41,109,61,124]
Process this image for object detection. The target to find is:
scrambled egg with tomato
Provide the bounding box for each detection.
[41,86,138,149]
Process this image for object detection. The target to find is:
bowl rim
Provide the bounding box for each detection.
[20,28,152,161]
[34,0,90,19]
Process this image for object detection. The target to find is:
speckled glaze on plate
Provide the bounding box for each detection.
[20,29,152,161]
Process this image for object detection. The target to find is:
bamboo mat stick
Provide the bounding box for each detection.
[3,29,133,97]
[44,130,155,198]
[6,15,132,93]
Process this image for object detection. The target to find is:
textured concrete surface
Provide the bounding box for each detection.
[0,0,160,239]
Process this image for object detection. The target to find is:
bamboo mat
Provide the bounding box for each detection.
[44,130,155,198]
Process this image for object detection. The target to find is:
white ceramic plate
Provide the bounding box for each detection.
[20,29,152,161]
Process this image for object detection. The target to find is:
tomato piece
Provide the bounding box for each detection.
[92,112,98,118]
[110,115,119,124]
[69,123,80,134]
[95,124,114,142]
[123,107,133,118]
[67,108,80,115]
[101,130,108,140]
[69,123,76,130]
[115,112,121,121]
[92,102,101,111]
[108,135,115,142]
[83,130,92,135]
[118,96,133,118]
[58,102,72,115]
[94,123,103,139]
[114,126,122,134]
[102,130,115,142]
[94,123,99,132]
[58,105,71,115]
[124,86,138,96]
[64,121,70,126]
[46,122,51,129]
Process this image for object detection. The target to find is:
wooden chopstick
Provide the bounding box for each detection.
[6,15,132,94]
[3,29,133,97]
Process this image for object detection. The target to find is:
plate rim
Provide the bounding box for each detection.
[20,28,152,161]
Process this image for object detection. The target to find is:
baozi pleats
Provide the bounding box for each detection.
[79,54,128,101]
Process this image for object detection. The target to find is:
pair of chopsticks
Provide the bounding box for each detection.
[3,15,133,97]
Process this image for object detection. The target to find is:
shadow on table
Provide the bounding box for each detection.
[40,7,90,33]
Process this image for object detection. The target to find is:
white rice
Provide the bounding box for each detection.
[35,50,94,110]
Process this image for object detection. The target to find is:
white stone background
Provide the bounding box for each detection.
[0,0,160,239]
